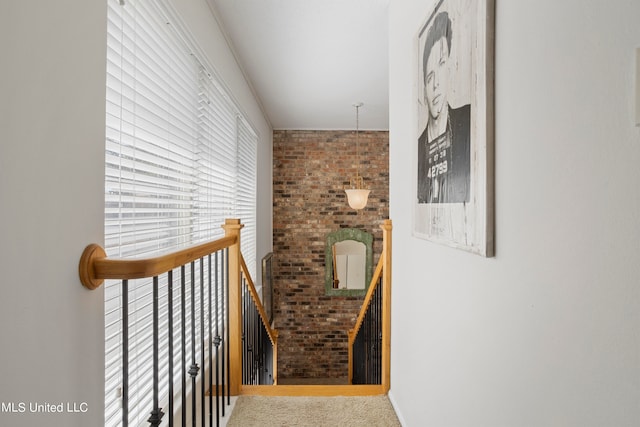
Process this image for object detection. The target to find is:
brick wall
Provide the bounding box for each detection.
[272,129,389,380]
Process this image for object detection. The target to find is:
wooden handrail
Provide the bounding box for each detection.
[240,253,279,346]
[79,218,280,400]
[78,234,238,290]
[347,219,392,390]
[348,255,384,339]
[348,219,392,344]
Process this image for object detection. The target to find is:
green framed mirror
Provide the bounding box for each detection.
[325,228,373,296]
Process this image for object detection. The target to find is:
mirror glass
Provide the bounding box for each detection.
[325,228,373,296]
[332,240,366,290]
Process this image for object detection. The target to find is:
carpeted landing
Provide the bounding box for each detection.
[226,395,401,426]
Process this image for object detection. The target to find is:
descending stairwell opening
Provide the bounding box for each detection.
[272,130,389,384]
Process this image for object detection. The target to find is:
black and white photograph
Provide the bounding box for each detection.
[413,0,494,256]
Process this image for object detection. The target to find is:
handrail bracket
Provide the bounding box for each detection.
[79,243,107,290]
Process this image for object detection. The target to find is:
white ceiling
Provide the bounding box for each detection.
[208,0,389,130]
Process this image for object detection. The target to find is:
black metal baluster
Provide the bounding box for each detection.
[241,280,246,384]
[371,285,376,384]
[266,320,271,384]
[353,319,364,384]
[257,313,262,385]
[369,292,374,383]
[376,284,380,383]
[200,259,205,426]
[224,249,230,406]
[269,326,273,384]
[268,326,274,384]
[214,251,221,425]
[375,283,380,384]
[255,321,259,384]
[249,290,262,384]
[181,266,187,426]
[259,323,265,384]
[260,309,266,383]
[365,299,370,383]
[261,325,266,385]
[363,301,368,383]
[213,252,220,425]
[373,284,378,384]
[248,280,256,384]
[168,270,174,427]
[248,282,253,384]
[378,280,382,384]
[258,308,264,384]
[122,280,129,427]
[148,276,164,426]
[219,250,229,417]
[244,281,249,384]
[208,254,213,427]
[220,249,226,414]
[253,293,258,384]
[247,282,251,384]
[372,285,377,384]
[261,314,265,382]
[189,261,199,427]
[220,249,226,415]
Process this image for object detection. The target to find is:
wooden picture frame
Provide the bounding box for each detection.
[413,0,495,257]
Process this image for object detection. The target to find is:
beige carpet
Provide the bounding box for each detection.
[226,395,401,427]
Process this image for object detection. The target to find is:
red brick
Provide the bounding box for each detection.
[272,130,389,380]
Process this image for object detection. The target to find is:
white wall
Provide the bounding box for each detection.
[0,1,271,426]
[0,1,106,426]
[389,1,640,426]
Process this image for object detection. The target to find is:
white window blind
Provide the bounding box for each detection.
[105,0,257,425]
[237,118,258,280]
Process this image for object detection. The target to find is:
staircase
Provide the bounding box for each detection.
[79,218,392,425]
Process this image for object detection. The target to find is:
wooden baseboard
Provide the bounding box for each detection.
[239,384,386,397]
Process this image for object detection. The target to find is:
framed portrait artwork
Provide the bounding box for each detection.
[413,0,495,257]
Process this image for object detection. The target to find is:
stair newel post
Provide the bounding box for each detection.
[223,218,244,395]
[381,219,392,392]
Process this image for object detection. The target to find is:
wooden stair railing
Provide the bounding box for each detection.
[240,253,279,385]
[240,254,278,348]
[79,218,277,426]
[240,219,392,397]
[348,219,392,390]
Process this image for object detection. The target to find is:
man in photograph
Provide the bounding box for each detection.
[417,10,470,204]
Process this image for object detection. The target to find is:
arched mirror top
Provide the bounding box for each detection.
[325,228,373,296]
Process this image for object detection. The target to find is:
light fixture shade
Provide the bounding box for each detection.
[345,189,371,210]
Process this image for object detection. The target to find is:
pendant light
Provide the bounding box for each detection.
[345,102,370,210]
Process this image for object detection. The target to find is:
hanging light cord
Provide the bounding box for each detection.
[355,104,360,182]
